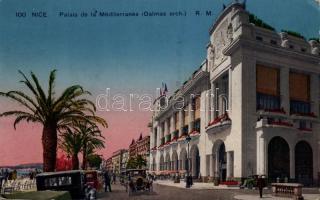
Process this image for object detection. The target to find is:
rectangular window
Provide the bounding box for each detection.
[256,65,280,110]
[161,122,165,136]
[256,36,263,41]
[256,65,279,96]
[270,40,277,45]
[289,72,310,102]
[290,72,310,114]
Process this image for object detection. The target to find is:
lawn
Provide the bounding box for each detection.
[2,190,72,200]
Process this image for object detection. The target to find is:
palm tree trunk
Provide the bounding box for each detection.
[82,144,87,170]
[42,123,58,172]
[72,154,79,170]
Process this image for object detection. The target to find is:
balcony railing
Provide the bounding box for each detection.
[290,100,311,115]
[256,92,280,111]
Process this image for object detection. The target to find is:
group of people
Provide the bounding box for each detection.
[0,169,17,182]
[0,169,17,192]
[103,171,117,192]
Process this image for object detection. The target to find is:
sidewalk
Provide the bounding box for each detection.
[154,180,240,190]
[234,194,320,200]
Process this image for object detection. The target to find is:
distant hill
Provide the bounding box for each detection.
[0,163,43,169]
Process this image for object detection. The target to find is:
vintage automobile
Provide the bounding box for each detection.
[36,170,97,200]
[123,169,153,195]
[85,170,103,191]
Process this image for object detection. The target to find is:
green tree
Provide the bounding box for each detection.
[87,154,103,168]
[126,157,137,169]
[75,122,105,170]
[59,128,82,170]
[135,155,147,169]
[126,155,147,169]
[0,70,107,172]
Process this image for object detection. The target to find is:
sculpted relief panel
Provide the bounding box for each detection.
[211,19,233,68]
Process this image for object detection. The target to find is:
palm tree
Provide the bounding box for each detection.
[59,122,105,170]
[75,122,105,170]
[0,70,107,172]
[135,155,147,169]
[59,128,82,170]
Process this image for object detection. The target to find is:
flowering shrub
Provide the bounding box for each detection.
[220,180,239,186]
[178,133,187,139]
[207,113,231,127]
[298,127,312,132]
[171,136,179,142]
[189,130,200,136]
[269,121,293,127]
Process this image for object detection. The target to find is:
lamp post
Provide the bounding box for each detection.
[185,134,192,188]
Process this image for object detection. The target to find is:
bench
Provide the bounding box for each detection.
[271,183,303,200]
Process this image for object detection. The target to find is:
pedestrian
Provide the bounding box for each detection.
[104,171,112,192]
[4,169,9,181]
[257,175,264,198]
[112,173,116,184]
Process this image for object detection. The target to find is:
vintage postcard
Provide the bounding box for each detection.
[0,0,319,199]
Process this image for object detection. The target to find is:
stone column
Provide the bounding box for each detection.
[226,151,233,179]
[189,102,194,132]
[280,67,289,113]
[209,155,214,177]
[179,110,183,136]
[206,90,211,125]
[257,136,266,175]
[167,118,170,135]
[228,68,232,114]
[211,82,216,120]
[157,125,161,146]
[310,74,319,116]
[290,147,295,180]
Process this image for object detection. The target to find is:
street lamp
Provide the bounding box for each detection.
[185,134,192,188]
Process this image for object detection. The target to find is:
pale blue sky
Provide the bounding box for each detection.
[0,0,319,96]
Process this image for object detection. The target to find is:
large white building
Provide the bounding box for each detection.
[149,2,320,185]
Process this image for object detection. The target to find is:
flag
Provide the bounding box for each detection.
[164,83,168,94]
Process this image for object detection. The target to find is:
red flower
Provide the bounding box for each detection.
[189,130,200,135]
[207,113,231,126]
[298,127,312,132]
[220,181,239,185]
[269,121,293,127]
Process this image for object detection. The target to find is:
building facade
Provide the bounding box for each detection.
[111,149,127,175]
[105,157,113,172]
[150,2,320,185]
[120,150,129,172]
[129,139,138,158]
[129,134,151,167]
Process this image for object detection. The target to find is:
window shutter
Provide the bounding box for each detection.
[256,65,279,96]
[290,72,309,102]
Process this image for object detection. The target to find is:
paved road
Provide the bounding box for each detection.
[98,183,264,200]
